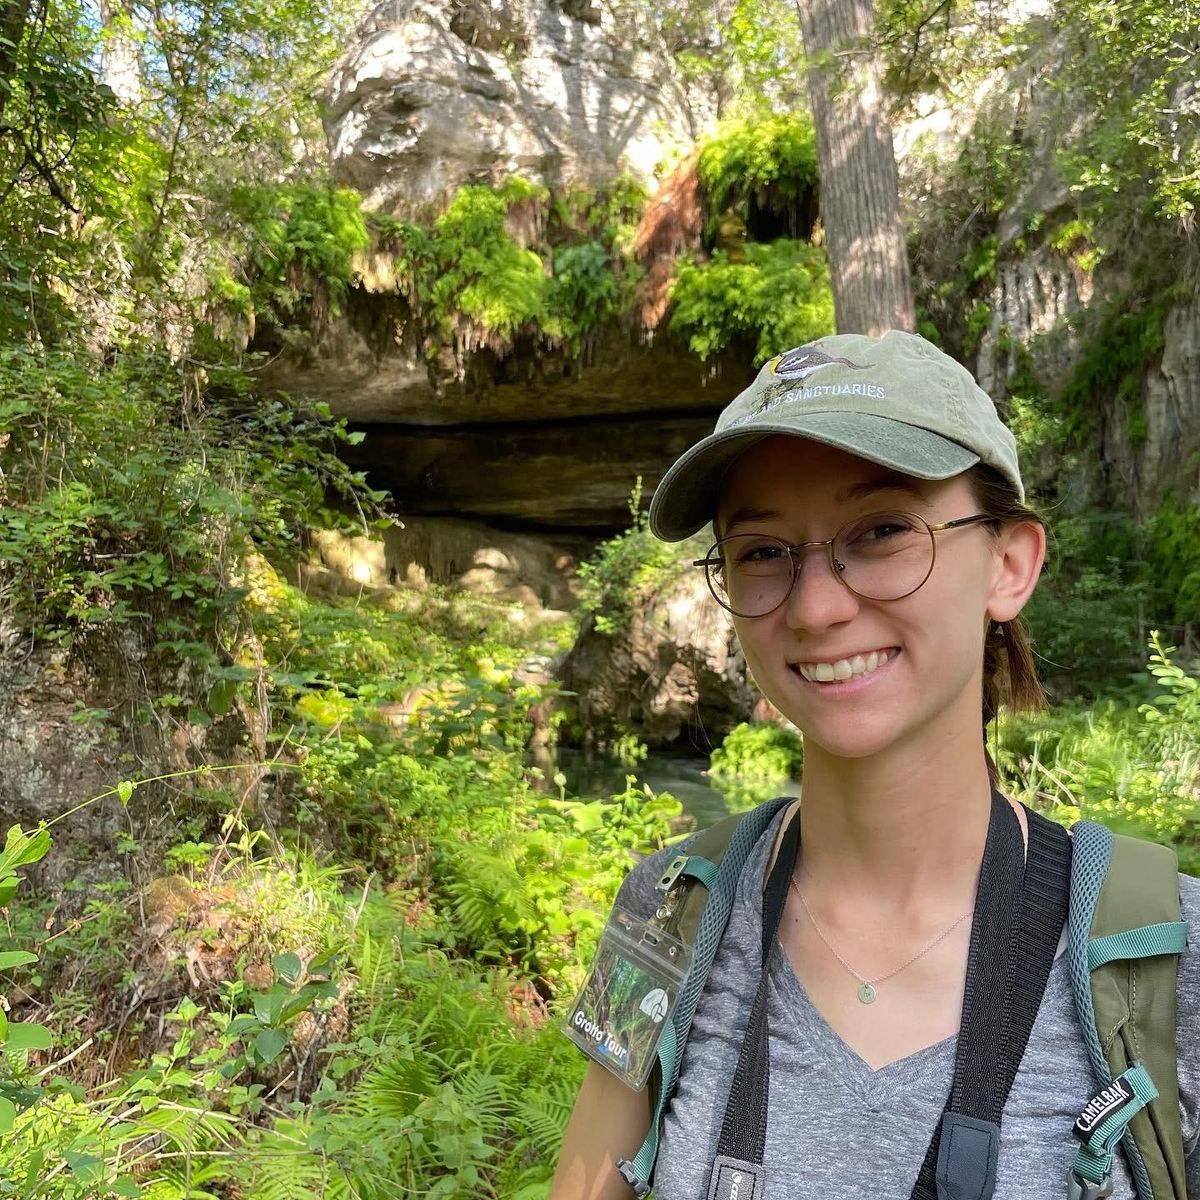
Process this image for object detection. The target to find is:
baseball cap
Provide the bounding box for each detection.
[648,329,1024,542]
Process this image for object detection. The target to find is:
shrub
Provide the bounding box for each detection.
[697,114,819,225]
[575,480,689,636]
[0,345,382,651]
[1146,501,1200,626]
[232,183,370,322]
[999,633,1200,872]
[710,721,804,782]
[669,239,834,363]
[429,179,550,344]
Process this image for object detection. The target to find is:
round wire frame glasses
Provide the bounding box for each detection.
[693,511,997,618]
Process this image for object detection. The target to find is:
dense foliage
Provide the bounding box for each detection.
[0,576,683,1196]
[696,113,820,233]
[2,0,1199,1194]
[670,239,834,363]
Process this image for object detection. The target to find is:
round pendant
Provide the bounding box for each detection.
[857,983,877,1004]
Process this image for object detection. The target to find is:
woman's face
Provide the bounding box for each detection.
[715,436,1036,763]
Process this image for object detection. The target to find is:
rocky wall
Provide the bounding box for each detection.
[322,0,704,213]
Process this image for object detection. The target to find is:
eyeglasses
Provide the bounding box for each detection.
[693,511,997,618]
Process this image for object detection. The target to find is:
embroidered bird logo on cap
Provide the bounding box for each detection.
[771,343,870,382]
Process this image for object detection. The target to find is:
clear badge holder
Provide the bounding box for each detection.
[563,907,691,1091]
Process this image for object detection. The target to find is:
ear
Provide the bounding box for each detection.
[987,520,1045,623]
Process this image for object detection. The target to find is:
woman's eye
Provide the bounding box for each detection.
[732,542,784,565]
[846,516,917,544]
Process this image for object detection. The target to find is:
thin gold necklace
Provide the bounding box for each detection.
[789,877,973,1005]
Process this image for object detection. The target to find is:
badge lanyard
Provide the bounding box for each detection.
[705,790,1073,1200]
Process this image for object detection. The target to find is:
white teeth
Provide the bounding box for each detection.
[797,650,893,684]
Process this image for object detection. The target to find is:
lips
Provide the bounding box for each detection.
[792,648,897,683]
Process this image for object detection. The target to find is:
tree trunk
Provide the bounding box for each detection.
[97,0,143,106]
[794,0,915,336]
[0,0,31,119]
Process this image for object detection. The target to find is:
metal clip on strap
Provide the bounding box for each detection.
[656,854,690,893]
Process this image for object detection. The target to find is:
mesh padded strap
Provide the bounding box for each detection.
[663,798,791,1101]
[1069,825,1188,1200]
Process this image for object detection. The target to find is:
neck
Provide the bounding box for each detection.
[795,726,994,913]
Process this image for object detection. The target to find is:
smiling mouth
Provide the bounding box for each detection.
[793,648,898,683]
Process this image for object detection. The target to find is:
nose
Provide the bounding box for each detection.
[781,542,861,632]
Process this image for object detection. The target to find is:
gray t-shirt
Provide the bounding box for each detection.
[613,811,1200,1199]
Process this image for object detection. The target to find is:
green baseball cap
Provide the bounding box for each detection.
[649,329,1023,542]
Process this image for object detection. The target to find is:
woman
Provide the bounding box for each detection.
[550,331,1200,1199]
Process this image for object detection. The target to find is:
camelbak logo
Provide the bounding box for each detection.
[706,1157,762,1200]
[1074,1076,1136,1138]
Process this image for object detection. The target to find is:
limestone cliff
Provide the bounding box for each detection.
[322,0,704,213]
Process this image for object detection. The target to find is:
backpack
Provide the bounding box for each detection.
[616,798,1190,1200]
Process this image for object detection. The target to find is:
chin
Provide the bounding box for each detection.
[757,698,904,761]
[800,721,908,762]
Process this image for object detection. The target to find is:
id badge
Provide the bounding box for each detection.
[563,907,690,1090]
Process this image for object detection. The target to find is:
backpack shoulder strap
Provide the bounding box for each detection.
[618,795,791,1197]
[1068,821,1190,1199]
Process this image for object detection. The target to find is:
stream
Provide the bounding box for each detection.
[550,747,801,828]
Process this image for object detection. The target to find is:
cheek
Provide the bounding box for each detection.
[731,615,763,664]
[731,615,780,682]
[919,565,993,664]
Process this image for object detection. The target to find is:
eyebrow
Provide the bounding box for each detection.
[721,505,782,530]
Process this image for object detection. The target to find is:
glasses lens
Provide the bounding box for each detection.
[707,534,793,616]
[834,511,934,600]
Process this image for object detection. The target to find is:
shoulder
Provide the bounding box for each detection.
[612,801,793,922]
[1176,873,1200,1177]
[612,833,700,921]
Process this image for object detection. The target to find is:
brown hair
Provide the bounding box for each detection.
[966,464,1047,736]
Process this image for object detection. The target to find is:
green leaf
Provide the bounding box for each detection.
[273,951,302,985]
[224,1014,260,1038]
[0,825,52,873]
[253,1028,287,1064]
[0,1096,14,1133]
[252,986,287,1025]
[116,779,135,806]
[208,678,237,716]
[0,950,37,971]
[4,1022,52,1052]
[63,1150,105,1181]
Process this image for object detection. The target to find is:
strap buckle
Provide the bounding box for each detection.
[616,1157,651,1198]
[1068,1170,1113,1200]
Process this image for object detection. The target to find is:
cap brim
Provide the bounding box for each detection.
[648,413,981,541]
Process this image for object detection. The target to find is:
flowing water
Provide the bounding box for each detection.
[550,746,800,828]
